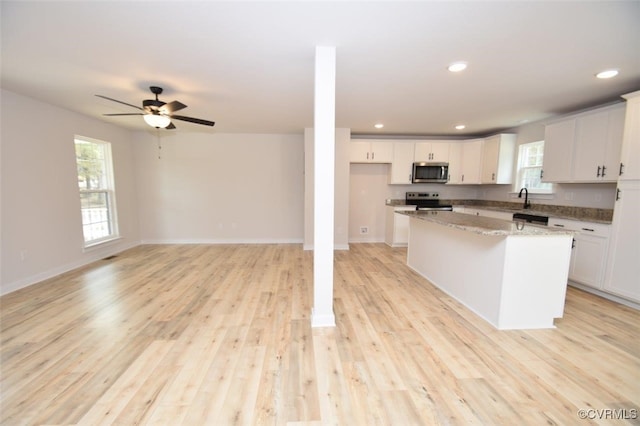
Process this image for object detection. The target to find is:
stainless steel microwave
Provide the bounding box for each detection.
[412,162,449,183]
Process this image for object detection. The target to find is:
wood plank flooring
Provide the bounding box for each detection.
[1,243,639,425]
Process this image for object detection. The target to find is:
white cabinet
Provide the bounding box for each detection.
[542,104,625,183]
[543,119,575,182]
[349,140,393,163]
[388,142,415,184]
[573,107,625,182]
[385,206,415,247]
[459,139,483,184]
[481,134,516,184]
[414,140,450,162]
[448,139,483,185]
[549,218,610,290]
[619,91,640,180]
[447,143,463,184]
[604,180,640,302]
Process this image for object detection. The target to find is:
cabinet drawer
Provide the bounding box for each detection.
[548,218,610,237]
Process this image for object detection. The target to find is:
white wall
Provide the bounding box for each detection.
[132,131,304,243]
[1,89,140,295]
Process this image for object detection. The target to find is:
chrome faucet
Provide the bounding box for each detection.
[518,187,531,209]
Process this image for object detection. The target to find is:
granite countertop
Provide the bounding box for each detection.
[399,211,576,236]
[387,199,613,224]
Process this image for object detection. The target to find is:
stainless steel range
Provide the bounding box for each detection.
[405,192,453,211]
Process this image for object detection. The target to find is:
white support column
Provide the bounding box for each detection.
[311,46,336,328]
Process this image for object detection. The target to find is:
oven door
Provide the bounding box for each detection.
[412,162,448,183]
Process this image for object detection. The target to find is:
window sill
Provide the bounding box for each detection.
[83,235,123,252]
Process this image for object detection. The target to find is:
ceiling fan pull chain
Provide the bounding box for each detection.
[157,131,162,160]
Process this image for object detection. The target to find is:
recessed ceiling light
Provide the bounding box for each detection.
[374,123,384,129]
[448,62,468,73]
[596,69,619,79]
[455,124,466,130]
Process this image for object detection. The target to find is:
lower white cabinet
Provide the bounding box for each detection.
[385,206,415,247]
[604,180,640,302]
[548,218,610,290]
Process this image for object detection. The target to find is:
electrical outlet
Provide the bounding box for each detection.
[360,226,369,234]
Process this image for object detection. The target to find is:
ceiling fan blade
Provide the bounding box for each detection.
[160,101,187,114]
[171,115,215,127]
[95,94,143,111]
[103,113,143,116]
[166,122,176,130]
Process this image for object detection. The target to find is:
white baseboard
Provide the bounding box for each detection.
[140,238,303,245]
[1,240,140,296]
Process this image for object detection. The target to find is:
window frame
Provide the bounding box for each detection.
[514,140,553,195]
[74,136,120,247]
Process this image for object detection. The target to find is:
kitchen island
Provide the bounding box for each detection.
[401,211,574,330]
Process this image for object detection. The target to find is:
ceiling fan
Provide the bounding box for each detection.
[96,86,215,129]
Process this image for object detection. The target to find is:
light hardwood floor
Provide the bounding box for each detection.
[1,243,639,425]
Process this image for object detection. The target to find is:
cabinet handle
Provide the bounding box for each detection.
[492,172,495,181]
[572,238,576,249]
[409,174,412,182]
[540,170,544,179]
[553,224,565,228]
[620,162,625,176]
[461,174,465,182]
[366,152,369,160]
[601,165,606,177]
[581,228,595,232]
[616,188,621,201]
[597,166,601,177]
[372,152,375,160]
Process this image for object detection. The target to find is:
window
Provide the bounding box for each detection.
[74,136,118,246]
[515,141,552,194]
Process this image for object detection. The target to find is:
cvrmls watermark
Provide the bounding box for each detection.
[577,408,638,420]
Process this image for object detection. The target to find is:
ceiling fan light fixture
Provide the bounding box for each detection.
[143,113,171,128]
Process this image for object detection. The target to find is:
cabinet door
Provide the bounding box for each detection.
[481,136,500,183]
[431,141,450,162]
[460,139,483,184]
[605,181,640,302]
[620,92,640,180]
[349,141,372,163]
[447,143,463,184]
[414,143,431,161]
[573,111,609,181]
[602,106,625,182]
[571,233,608,289]
[369,142,393,163]
[389,142,415,184]
[542,119,575,182]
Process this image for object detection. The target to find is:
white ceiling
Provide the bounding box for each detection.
[2,1,639,136]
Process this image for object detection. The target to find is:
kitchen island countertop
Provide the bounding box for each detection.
[398,211,575,237]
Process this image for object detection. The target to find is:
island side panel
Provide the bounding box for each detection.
[406,216,506,328]
[498,235,572,329]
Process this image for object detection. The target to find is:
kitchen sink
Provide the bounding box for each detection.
[512,212,549,225]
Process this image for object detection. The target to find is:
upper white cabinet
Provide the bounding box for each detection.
[447,143,463,184]
[573,107,625,182]
[481,134,516,184]
[542,104,625,183]
[542,119,575,182]
[349,140,393,163]
[619,91,640,180]
[458,139,483,184]
[389,141,415,184]
[414,140,450,162]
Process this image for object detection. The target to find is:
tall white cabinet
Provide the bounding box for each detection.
[604,91,640,304]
